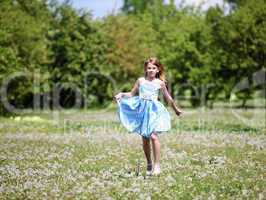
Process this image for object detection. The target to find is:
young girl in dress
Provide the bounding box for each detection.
[114,57,182,176]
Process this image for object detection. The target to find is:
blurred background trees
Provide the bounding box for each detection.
[0,0,265,115]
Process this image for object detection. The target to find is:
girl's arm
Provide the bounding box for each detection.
[160,81,182,116]
[114,78,140,101]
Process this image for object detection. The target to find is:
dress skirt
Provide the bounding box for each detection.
[117,96,171,138]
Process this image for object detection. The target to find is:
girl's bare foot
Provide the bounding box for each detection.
[152,164,160,175]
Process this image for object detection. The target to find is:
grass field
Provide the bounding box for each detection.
[0,108,265,199]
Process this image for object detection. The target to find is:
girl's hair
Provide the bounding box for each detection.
[144,57,166,82]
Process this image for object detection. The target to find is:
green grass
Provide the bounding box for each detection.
[0,108,265,199]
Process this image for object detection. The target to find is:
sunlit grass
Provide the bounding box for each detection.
[0,108,265,199]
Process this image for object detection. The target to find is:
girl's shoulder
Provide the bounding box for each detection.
[153,79,168,90]
[154,78,163,84]
[154,78,165,87]
[138,77,146,84]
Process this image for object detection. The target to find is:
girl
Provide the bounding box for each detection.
[114,57,182,176]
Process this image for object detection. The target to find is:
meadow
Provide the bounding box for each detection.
[0,107,265,199]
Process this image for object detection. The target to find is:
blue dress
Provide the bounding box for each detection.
[117,80,171,138]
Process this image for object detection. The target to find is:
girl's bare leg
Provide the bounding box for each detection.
[151,133,160,174]
[142,136,152,171]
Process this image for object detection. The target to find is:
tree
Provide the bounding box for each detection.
[102,14,158,91]
[206,0,266,107]
[0,0,52,114]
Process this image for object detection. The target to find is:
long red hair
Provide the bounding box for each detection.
[144,57,166,82]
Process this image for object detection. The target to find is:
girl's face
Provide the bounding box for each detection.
[146,63,159,79]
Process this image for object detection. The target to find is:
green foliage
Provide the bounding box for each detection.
[0,0,52,114]
[48,4,113,107]
[102,14,158,85]
[121,0,165,15]
[0,0,265,115]
[206,0,266,106]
